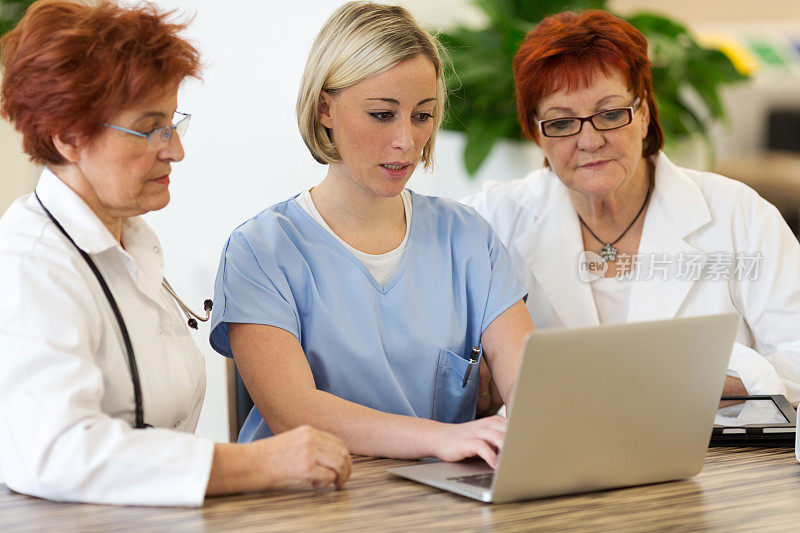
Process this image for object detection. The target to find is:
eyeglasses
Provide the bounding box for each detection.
[535,98,641,138]
[103,112,191,147]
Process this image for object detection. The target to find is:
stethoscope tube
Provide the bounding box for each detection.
[162,278,212,329]
[35,192,212,429]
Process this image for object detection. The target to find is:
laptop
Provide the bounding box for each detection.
[388,313,740,503]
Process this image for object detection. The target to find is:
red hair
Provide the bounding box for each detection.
[513,10,663,157]
[0,0,201,165]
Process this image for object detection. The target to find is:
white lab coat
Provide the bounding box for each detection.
[0,168,214,506]
[463,152,800,405]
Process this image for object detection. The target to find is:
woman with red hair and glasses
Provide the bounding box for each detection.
[463,10,800,405]
[0,0,349,506]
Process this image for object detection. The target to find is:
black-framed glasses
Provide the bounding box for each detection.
[536,98,641,138]
[103,112,190,148]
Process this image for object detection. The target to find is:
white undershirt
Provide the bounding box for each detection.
[590,275,633,325]
[295,189,412,285]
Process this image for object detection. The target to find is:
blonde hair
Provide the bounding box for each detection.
[296,1,445,170]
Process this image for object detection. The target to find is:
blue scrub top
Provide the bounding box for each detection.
[210,190,528,442]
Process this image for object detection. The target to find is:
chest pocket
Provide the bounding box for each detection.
[431,348,480,423]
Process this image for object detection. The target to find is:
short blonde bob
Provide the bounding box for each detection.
[297,1,445,170]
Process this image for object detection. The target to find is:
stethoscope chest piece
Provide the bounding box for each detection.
[162,279,212,329]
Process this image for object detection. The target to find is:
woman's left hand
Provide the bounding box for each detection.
[719,375,748,407]
[721,375,748,396]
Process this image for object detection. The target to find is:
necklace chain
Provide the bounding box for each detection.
[578,177,652,263]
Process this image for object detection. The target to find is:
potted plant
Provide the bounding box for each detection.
[437,0,749,176]
[0,0,34,37]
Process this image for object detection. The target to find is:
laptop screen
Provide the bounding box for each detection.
[715,398,789,425]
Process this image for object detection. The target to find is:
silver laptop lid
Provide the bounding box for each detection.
[490,313,739,503]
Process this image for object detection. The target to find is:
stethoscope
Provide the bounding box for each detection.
[162,278,213,330]
[35,192,212,429]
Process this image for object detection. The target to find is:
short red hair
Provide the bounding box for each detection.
[513,10,663,157]
[0,0,201,165]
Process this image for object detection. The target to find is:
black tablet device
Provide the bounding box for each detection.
[710,395,796,447]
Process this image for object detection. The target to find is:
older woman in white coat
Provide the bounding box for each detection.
[463,10,800,404]
[0,0,349,506]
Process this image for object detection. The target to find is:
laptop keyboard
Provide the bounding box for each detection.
[447,472,494,489]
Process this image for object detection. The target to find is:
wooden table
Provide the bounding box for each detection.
[2,447,799,532]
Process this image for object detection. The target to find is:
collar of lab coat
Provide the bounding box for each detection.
[34,167,166,301]
[512,151,712,326]
[35,167,119,255]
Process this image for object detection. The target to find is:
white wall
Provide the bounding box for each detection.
[610,0,800,22]
[145,0,345,442]
[1,1,798,443]
[0,101,38,213]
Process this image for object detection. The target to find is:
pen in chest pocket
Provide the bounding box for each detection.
[462,346,481,388]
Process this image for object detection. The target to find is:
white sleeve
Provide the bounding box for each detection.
[0,252,214,507]
[728,198,800,405]
[461,181,531,248]
[461,184,538,307]
[461,187,500,235]
[460,188,489,212]
[727,342,787,396]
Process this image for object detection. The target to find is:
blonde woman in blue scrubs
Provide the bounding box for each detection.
[210,2,534,468]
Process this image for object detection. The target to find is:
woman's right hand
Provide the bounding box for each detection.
[254,425,352,489]
[206,425,351,497]
[430,415,507,468]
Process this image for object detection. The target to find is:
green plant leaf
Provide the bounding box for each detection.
[0,1,35,38]
[687,47,747,85]
[463,117,516,175]
[514,0,608,23]
[626,12,690,40]
[474,0,517,30]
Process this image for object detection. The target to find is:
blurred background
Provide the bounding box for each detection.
[1,0,799,442]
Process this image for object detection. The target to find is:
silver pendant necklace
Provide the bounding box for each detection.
[578,178,652,263]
